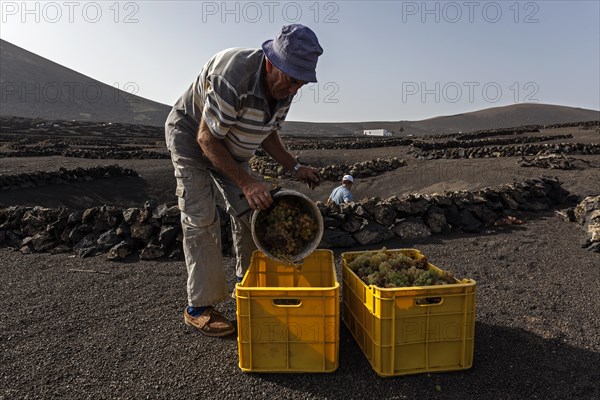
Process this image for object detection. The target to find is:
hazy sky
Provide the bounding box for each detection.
[1,0,599,122]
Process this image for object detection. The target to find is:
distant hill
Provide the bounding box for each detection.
[408,103,600,134]
[0,39,170,127]
[1,39,597,134]
[281,104,599,137]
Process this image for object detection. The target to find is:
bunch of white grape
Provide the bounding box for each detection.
[255,198,317,261]
[347,248,456,288]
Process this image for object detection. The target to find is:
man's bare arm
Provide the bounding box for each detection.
[261,131,321,188]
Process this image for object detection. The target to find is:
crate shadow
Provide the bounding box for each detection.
[252,321,598,399]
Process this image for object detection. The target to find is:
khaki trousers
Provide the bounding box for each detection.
[170,151,256,307]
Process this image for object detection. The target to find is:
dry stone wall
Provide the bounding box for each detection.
[0,202,233,260]
[285,137,414,150]
[249,156,406,181]
[9,144,145,152]
[0,165,140,191]
[0,147,168,159]
[426,121,598,141]
[0,116,164,138]
[425,125,542,140]
[574,196,600,252]
[543,121,599,130]
[517,154,600,170]
[412,143,600,160]
[411,134,573,151]
[0,177,572,259]
[318,177,570,247]
[6,137,154,147]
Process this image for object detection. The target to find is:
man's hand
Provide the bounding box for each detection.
[295,165,321,189]
[242,181,274,210]
[261,131,321,189]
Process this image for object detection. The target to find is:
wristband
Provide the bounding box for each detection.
[293,163,301,172]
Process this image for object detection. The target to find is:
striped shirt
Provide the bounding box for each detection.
[165,48,292,161]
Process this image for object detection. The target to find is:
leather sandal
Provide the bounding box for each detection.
[183,307,235,337]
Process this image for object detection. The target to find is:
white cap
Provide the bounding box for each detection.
[342,174,353,183]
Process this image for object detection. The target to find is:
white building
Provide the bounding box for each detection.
[363,129,391,136]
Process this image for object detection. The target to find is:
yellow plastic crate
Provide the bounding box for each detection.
[341,248,476,377]
[236,250,339,373]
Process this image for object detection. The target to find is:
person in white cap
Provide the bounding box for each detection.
[328,175,354,205]
[164,25,323,337]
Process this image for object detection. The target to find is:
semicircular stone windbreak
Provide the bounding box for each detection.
[249,156,406,181]
[0,165,140,191]
[0,176,574,260]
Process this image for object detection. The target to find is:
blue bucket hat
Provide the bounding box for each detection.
[262,24,323,83]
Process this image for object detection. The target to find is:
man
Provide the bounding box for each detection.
[164,25,323,337]
[328,175,354,205]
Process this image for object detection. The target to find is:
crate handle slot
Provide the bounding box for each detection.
[272,299,302,307]
[415,297,443,306]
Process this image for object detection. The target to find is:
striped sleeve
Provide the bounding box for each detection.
[273,104,290,131]
[201,75,240,139]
